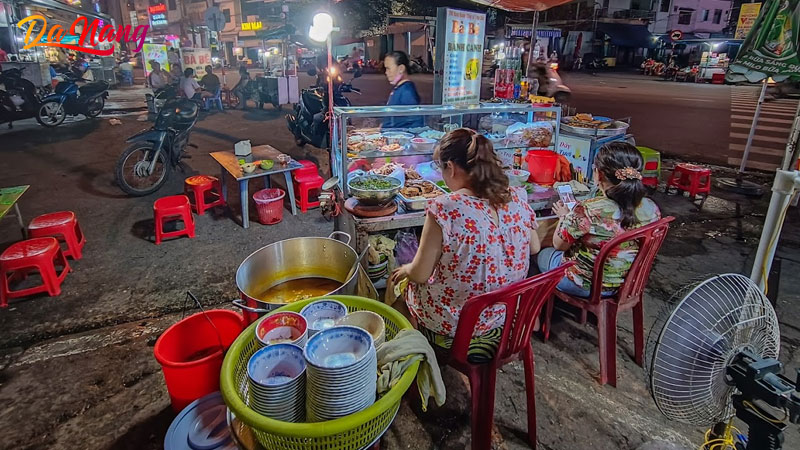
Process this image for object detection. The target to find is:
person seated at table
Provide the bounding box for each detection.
[199,65,220,99]
[390,128,541,362]
[147,61,171,90]
[180,67,202,101]
[537,142,661,297]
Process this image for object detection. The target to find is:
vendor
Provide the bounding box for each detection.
[537,142,661,297]
[391,128,540,361]
[382,51,424,130]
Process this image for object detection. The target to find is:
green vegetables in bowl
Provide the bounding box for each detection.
[347,175,401,205]
[260,159,274,170]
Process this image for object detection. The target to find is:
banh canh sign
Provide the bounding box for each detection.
[142,43,169,77]
[434,7,486,104]
[182,48,213,77]
[735,2,763,39]
[17,14,148,56]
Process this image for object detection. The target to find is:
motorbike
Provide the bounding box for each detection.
[115,98,199,196]
[286,67,361,149]
[37,70,109,127]
[532,62,571,104]
[146,82,179,114]
[0,67,42,129]
[585,55,608,73]
[409,56,430,73]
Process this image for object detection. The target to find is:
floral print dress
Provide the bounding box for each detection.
[406,187,536,337]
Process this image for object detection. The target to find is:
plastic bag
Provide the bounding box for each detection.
[394,229,419,266]
[505,121,553,148]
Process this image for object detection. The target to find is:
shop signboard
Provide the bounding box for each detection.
[149,3,167,28]
[735,3,763,39]
[728,0,800,81]
[557,136,592,184]
[182,47,213,78]
[433,7,486,104]
[142,43,169,77]
[241,22,263,31]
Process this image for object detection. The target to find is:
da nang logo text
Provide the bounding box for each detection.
[18,14,149,56]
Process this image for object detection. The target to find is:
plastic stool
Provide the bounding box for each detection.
[636,146,661,188]
[154,195,196,245]
[0,237,70,307]
[184,175,226,215]
[28,211,86,260]
[294,173,324,213]
[667,163,712,208]
[293,160,320,179]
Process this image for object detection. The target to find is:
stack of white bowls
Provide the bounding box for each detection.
[247,343,306,422]
[299,299,348,337]
[303,326,377,422]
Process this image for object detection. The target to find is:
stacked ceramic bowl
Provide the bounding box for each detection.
[335,311,386,348]
[247,343,306,422]
[303,326,377,422]
[256,312,308,348]
[367,256,389,282]
[299,299,348,337]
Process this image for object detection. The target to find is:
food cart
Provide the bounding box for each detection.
[557,115,632,184]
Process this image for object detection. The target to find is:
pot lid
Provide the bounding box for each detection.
[165,392,237,450]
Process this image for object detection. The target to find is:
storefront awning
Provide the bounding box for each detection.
[507,25,561,39]
[20,0,113,23]
[596,22,655,49]
[386,23,426,35]
[468,0,574,12]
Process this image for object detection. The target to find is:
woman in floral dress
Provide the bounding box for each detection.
[391,128,541,361]
[538,142,661,297]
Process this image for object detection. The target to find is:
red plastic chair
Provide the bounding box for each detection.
[293,173,324,213]
[154,195,196,245]
[440,262,574,450]
[542,216,674,387]
[667,163,711,199]
[0,237,70,307]
[28,211,86,260]
[184,175,226,215]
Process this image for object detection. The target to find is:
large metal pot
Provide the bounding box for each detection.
[233,231,359,324]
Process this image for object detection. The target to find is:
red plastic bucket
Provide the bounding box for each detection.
[526,150,559,185]
[253,188,285,225]
[154,309,244,412]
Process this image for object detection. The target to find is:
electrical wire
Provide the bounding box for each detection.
[743,400,788,424]
[761,200,792,296]
[700,419,742,450]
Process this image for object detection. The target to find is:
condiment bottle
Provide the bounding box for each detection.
[512,148,522,170]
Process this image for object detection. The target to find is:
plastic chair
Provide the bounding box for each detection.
[203,87,223,111]
[0,237,70,307]
[667,163,711,201]
[440,263,574,450]
[293,160,320,179]
[154,195,196,245]
[542,217,674,387]
[28,211,86,260]
[184,175,226,215]
[293,173,324,213]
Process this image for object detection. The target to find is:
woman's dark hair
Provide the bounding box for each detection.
[385,50,413,74]
[184,68,194,77]
[436,128,510,207]
[594,142,647,229]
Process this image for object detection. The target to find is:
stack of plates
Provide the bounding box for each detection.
[303,326,377,422]
[247,344,306,422]
[367,257,389,282]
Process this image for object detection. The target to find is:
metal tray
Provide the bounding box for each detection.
[397,183,447,211]
[560,117,629,137]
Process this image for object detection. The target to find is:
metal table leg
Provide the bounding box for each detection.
[219,169,228,203]
[239,179,250,228]
[14,203,26,239]
[263,175,271,189]
[284,172,297,215]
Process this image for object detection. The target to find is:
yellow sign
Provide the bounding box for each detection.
[241,21,263,31]
[735,3,762,39]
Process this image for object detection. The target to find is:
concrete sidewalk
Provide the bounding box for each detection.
[106,85,150,112]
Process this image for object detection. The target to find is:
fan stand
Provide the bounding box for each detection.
[730,395,786,450]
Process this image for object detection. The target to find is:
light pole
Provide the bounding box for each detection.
[308,12,337,155]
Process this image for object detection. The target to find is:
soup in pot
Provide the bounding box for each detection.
[256,277,342,303]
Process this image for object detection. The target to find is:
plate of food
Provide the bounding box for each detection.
[398,180,445,210]
[561,113,629,137]
[380,143,404,153]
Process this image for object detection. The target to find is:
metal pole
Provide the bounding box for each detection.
[780,101,800,171]
[525,11,539,78]
[327,35,335,161]
[738,78,768,173]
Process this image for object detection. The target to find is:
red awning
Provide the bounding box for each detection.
[468,0,574,12]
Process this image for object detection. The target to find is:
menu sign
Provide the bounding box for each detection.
[182,48,213,78]
[142,44,169,77]
[735,3,763,39]
[434,8,486,104]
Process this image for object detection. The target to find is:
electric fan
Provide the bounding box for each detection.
[645,273,800,450]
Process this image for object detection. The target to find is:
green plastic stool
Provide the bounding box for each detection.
[636,146,661,187]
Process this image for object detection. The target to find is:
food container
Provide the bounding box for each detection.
[410,137,436,152]
[397,182,446,211]
[277,154,292,166]
[233,232,360,325]
[382,132,413,146]
[347,175,402,206]
[505,169,531,187]
[260,159,274,170]
[242,163,257,174]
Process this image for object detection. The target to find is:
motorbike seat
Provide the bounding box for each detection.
[79,81,109,95]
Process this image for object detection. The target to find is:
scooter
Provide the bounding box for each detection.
[115,98,199,196]
[0,67,42,129]
[532,62,571,104]
[286,68,360,149]
[37,71,109,127]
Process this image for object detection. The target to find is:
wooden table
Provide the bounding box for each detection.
[0,185,29,239]
[210,145,303,228]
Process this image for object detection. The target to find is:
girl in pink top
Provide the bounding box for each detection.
[391,128,541,352]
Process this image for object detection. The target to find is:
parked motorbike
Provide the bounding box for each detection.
[115,98,199,196]
[286,67,361,149]
[146,82,179,114]
[585,56,608,73]
[0,67,42,128]
[37,71,109,127]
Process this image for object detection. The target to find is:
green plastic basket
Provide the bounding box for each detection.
[221,295,420,450]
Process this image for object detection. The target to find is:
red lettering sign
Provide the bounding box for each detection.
[148,4,166,14]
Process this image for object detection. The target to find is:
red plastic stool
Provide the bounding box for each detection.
[667,163,712,208]
[293,160,320,179]
[184,175,226,215]
[154,195,196,245]
[1,237,70,307]
[294,173,324,213]
[28,211,86,260]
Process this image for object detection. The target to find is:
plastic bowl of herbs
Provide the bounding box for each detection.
[347,175,402,205]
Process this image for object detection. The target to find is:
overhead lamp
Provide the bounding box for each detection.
[308,12,334,43]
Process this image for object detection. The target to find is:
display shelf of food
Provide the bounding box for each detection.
[556,114,633,185]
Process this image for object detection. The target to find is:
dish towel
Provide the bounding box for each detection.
[376,328,446,411]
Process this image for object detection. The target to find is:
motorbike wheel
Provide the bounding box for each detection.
[86,97,105,118]
[115,143,172,196]
[36,100,67,127]
[554,92,571,105]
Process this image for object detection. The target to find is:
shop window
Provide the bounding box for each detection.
[168,0,175,9]
[223,9,230,23]
[678,8,693,25]
[702,9,709,21]
[660,0,670,13]
[713,9,722,24]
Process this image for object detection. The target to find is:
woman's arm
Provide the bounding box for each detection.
[552,229,571,252]
[529,227,541,255]
[390,213,443,284]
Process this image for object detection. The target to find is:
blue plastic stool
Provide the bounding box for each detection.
[203,87,224,111]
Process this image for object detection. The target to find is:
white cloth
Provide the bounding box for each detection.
[180,76,200,98]
[376,329,445,411]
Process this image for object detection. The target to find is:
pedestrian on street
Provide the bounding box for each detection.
[232,66,252,110]
[199,65,220,98]
[180,67,202,101]
[381,51,423,129]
